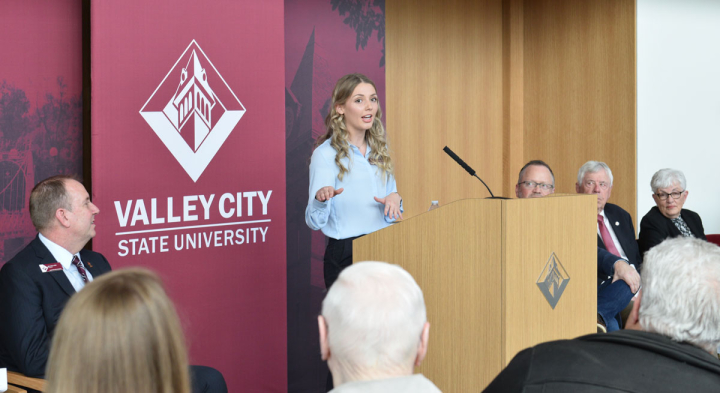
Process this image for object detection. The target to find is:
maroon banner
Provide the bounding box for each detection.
[92,2,286,391]
[0,0,83,267]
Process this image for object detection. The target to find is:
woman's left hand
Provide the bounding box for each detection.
[374,192,403,220]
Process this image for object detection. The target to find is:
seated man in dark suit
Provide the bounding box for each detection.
[516,160,636,332]
[0,175,226,393]
[485,237,720,392]
[639,168,706,255]
[575,161,640,331]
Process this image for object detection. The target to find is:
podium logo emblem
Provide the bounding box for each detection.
[536,253,570,309]
[140,40,246,182]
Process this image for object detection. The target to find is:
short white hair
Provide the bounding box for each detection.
[577,161,613,186]
[650,168,686,193]
[321,261,427,371]
[639,238,720,352]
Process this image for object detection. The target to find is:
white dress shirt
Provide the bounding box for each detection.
[598,210,629,261]
[38,233,94,292]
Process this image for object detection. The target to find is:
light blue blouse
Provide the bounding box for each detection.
[305,139,401,239]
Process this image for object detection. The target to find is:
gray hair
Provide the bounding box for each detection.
[650,168,686,193]
[639,237,720,353]
[321,261,427,372]
[577,161,613,186]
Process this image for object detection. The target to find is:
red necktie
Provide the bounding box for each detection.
[71,255,89,283]
[598,214,621,257]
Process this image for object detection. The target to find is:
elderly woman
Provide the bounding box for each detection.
[638,169,706,255]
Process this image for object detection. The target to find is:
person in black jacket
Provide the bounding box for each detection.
[485,237,720,393]
[638,168,706,256]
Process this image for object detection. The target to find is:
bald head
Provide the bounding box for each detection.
[319,262,430,385]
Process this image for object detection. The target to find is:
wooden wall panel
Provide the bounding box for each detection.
[386,0,504,218]
[523,0,637,221]
[387,0,636,221]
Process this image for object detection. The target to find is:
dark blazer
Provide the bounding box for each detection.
[0,236,111,377]
[638,206,706,256]
[598,203,642,269]
[597,247,624,286]
[484,330,720,392]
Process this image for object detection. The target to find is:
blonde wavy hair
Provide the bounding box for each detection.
[46,268,191,393]
[315,73,393,181]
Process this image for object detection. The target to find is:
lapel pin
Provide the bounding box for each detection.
[615,221,620,226]
[86,262,93,268]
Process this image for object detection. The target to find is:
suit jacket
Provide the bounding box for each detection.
[0,236,111,377]
[484,330,720,392]
[638,206,706,256]
[598,203,642,270]
[597,247,624,286]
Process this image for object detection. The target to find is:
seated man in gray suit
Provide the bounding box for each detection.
[318,261,441,392]
[0,175,226,393]
[516,160,636,332]
[485,237,720,392]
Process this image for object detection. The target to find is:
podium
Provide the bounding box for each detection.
[353,195,597,391]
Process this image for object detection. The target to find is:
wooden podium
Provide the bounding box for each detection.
[353,195,597,391]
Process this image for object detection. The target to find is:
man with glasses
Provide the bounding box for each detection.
[515,160,556,198]
[638,168,706,255]
[576,161,640,331]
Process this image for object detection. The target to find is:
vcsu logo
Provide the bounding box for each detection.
[140,40,246,182]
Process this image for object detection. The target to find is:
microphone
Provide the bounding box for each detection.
[443,146,475,176]
[443,146,505,199]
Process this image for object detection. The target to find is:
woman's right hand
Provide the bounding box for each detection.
[315,186,344,202]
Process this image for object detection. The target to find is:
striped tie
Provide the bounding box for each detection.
[71,255,89,283]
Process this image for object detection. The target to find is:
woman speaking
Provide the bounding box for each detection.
[305,73,402,289]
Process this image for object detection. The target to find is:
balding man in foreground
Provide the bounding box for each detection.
[485,237,720,392]
[318,261,440,392]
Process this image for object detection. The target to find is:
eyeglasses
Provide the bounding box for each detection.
[518,181,554,191]
[583,180,610,190]
[655,190,685,201]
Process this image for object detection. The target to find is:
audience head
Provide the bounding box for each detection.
[46,268,191,393]
[319,261,430,386]
[633,238,720,354]
[29,175,99,253]
[516,160,555,198]
[575,161,614,213]
[650,168,689,219]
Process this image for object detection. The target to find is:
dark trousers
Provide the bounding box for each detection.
[597,280,634,332]
[323,236,360,289]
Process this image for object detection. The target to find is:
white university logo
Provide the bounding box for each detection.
[140,40,246,182]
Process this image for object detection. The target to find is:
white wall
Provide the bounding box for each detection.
[638,0,720,234]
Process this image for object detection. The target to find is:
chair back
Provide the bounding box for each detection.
[706,234,720,247]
